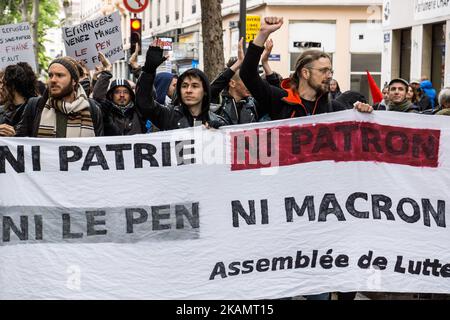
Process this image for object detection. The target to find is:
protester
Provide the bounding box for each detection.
[0,70,16,137]
[136,40,228,131]
[155,72,178,106]
[386,78,418,113]
[0,63,38,136]
[260,38,283,88]
[239,16,372,300]
[373,85,389,110]
[435,87,450,116]
[92,52,146,136]
[240,17,372,121]
[78,61,93,97]
[0,70,6,106]
[410,79,432,111]
[210,38,259,125]
[406,85,415,103]
[329,79,341,100]
[15,56,103,137]
[128,43,143,79]
[420,78,437,110]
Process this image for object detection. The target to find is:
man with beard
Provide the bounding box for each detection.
[240,17,373,120]
[16,56,103,137]
[93,52,145,136]
[239,17,372,300]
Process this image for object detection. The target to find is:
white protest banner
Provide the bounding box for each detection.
[62,11,123,70]
[0,22,36,71]
[1,110,450,299]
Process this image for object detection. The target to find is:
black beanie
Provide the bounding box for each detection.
[49,57,80,83]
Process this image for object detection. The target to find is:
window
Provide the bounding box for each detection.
[157,0,161,25]
[288,21,336,74]
[192,0,197,14]
[350,53,382,104]
[142,12,146,31]
[351,54,381,72]
[431,23,445,91]
[175,0,180,20]
[165,0,169,24]
[400,28,411,82]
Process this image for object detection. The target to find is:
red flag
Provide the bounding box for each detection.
[366,70,383,103]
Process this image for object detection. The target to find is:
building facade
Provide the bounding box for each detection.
[140,0,202,74]
[382,0,450,93]
[222,0,383,98]
[61,0,382,98]
[138,0,382,99]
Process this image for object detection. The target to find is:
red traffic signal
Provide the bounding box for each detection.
[130,18,142,55]
[131,19,142,30]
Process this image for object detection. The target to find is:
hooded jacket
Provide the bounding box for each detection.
[155,72,175,106]
[136,68,228,131]
[240,42,343,120]
[420,80,437,110]
[93,71,145,136]
[210,67,259,124]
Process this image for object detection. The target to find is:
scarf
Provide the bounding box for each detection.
[388,99,414,112]
[112,101,135,116]
[37,86,95,138]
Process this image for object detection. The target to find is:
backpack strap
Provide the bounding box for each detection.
[27,96,44,118]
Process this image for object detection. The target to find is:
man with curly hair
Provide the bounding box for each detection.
[0,63,38,136]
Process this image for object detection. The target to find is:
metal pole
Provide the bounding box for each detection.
[239,0,246,52]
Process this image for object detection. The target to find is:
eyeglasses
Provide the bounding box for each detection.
[114,90,130,95]
[308,67,334,75]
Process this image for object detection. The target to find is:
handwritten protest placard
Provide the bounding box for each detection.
[62,11,124,70]
[0,22,37,71]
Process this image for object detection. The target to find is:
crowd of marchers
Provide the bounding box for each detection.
[1,16,449,301]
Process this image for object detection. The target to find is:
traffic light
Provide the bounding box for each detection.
[130,18,142,55]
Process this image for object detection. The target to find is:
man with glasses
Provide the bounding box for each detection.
[92,52,146,136]
[240,17,372,300]
[240,17,373,120]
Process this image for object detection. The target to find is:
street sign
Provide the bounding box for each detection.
[123,0,149,14]
[268,54,280,61]
[246,15,260,43]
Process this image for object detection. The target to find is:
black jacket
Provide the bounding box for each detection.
[240,42,343,120]
[216,94,258,125]
[15,92,103,137]
[0,103,27,127]
[136,70,228,131]
[93,71,145,136]
[210,68,259,124]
